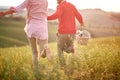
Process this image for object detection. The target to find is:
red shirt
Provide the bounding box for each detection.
[47,1,84,34]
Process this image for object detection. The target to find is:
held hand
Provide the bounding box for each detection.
[9,7,15,14]
[9,7,15,10]
[81,26,86,30]
[0,12,6,16]
[79,26,85,31]
[0,10,14,17]
[0,7,15,17]
[7,10,14,14]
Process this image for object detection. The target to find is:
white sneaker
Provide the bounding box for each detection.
[44,45,53,61]
[40,49,46,58]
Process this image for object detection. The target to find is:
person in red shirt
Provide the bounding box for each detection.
[47,0,84,67]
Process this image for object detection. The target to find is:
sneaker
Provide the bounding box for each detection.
[45,46,53,61]
[40,49,46,58]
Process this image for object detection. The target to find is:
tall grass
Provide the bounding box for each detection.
[0,37,120,80]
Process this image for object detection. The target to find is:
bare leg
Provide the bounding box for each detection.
[28,37,38,71]
[38,39,53,61]
[38,39,47,57]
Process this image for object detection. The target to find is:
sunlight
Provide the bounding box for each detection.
[0,0,120,12]
[68,0,120,12]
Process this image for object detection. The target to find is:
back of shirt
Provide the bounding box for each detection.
[47,1,83,34]
[27,0,48,20]
[15,0,48,22]
[58,1,78,34]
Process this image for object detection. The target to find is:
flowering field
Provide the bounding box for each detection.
[0,37,120,80]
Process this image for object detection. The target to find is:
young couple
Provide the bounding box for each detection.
[0,0,84,70]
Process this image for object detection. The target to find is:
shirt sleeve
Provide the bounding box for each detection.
[13,0,29,12]
[47,5,63,20]
[72,5,84,26]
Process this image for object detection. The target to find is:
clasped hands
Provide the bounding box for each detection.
[0,7,15,17]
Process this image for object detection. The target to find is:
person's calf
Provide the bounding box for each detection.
[32,54,39,71]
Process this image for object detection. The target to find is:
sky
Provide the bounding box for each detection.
[0,0,120,12]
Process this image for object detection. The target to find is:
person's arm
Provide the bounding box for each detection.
[15,0,29,12]
[0,9,14,16]
[72,5,84,26]
[11,0,29,12]
[47,5,63,20]
[0,12,5,16]
[73,6,85,30]
[0,0,29,16]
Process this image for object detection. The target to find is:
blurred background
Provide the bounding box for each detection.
[0,0,120,48]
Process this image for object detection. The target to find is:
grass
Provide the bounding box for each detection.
[0,17,57,48]
[0,17,28,47]
[0,36,120,80]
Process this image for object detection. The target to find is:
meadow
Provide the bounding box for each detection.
[0,17,120,80]
[0,36,120,80]
[0,17,57,48]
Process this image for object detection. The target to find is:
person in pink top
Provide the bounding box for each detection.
[47,0,84,68]
[0,0,53,72]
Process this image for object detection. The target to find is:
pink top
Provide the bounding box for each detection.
[47,1,84,34]
[12,0,48,39]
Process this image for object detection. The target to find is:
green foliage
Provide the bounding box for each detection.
[0,17,28,48]
[0,37,120,80]
[0,18,57,48]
